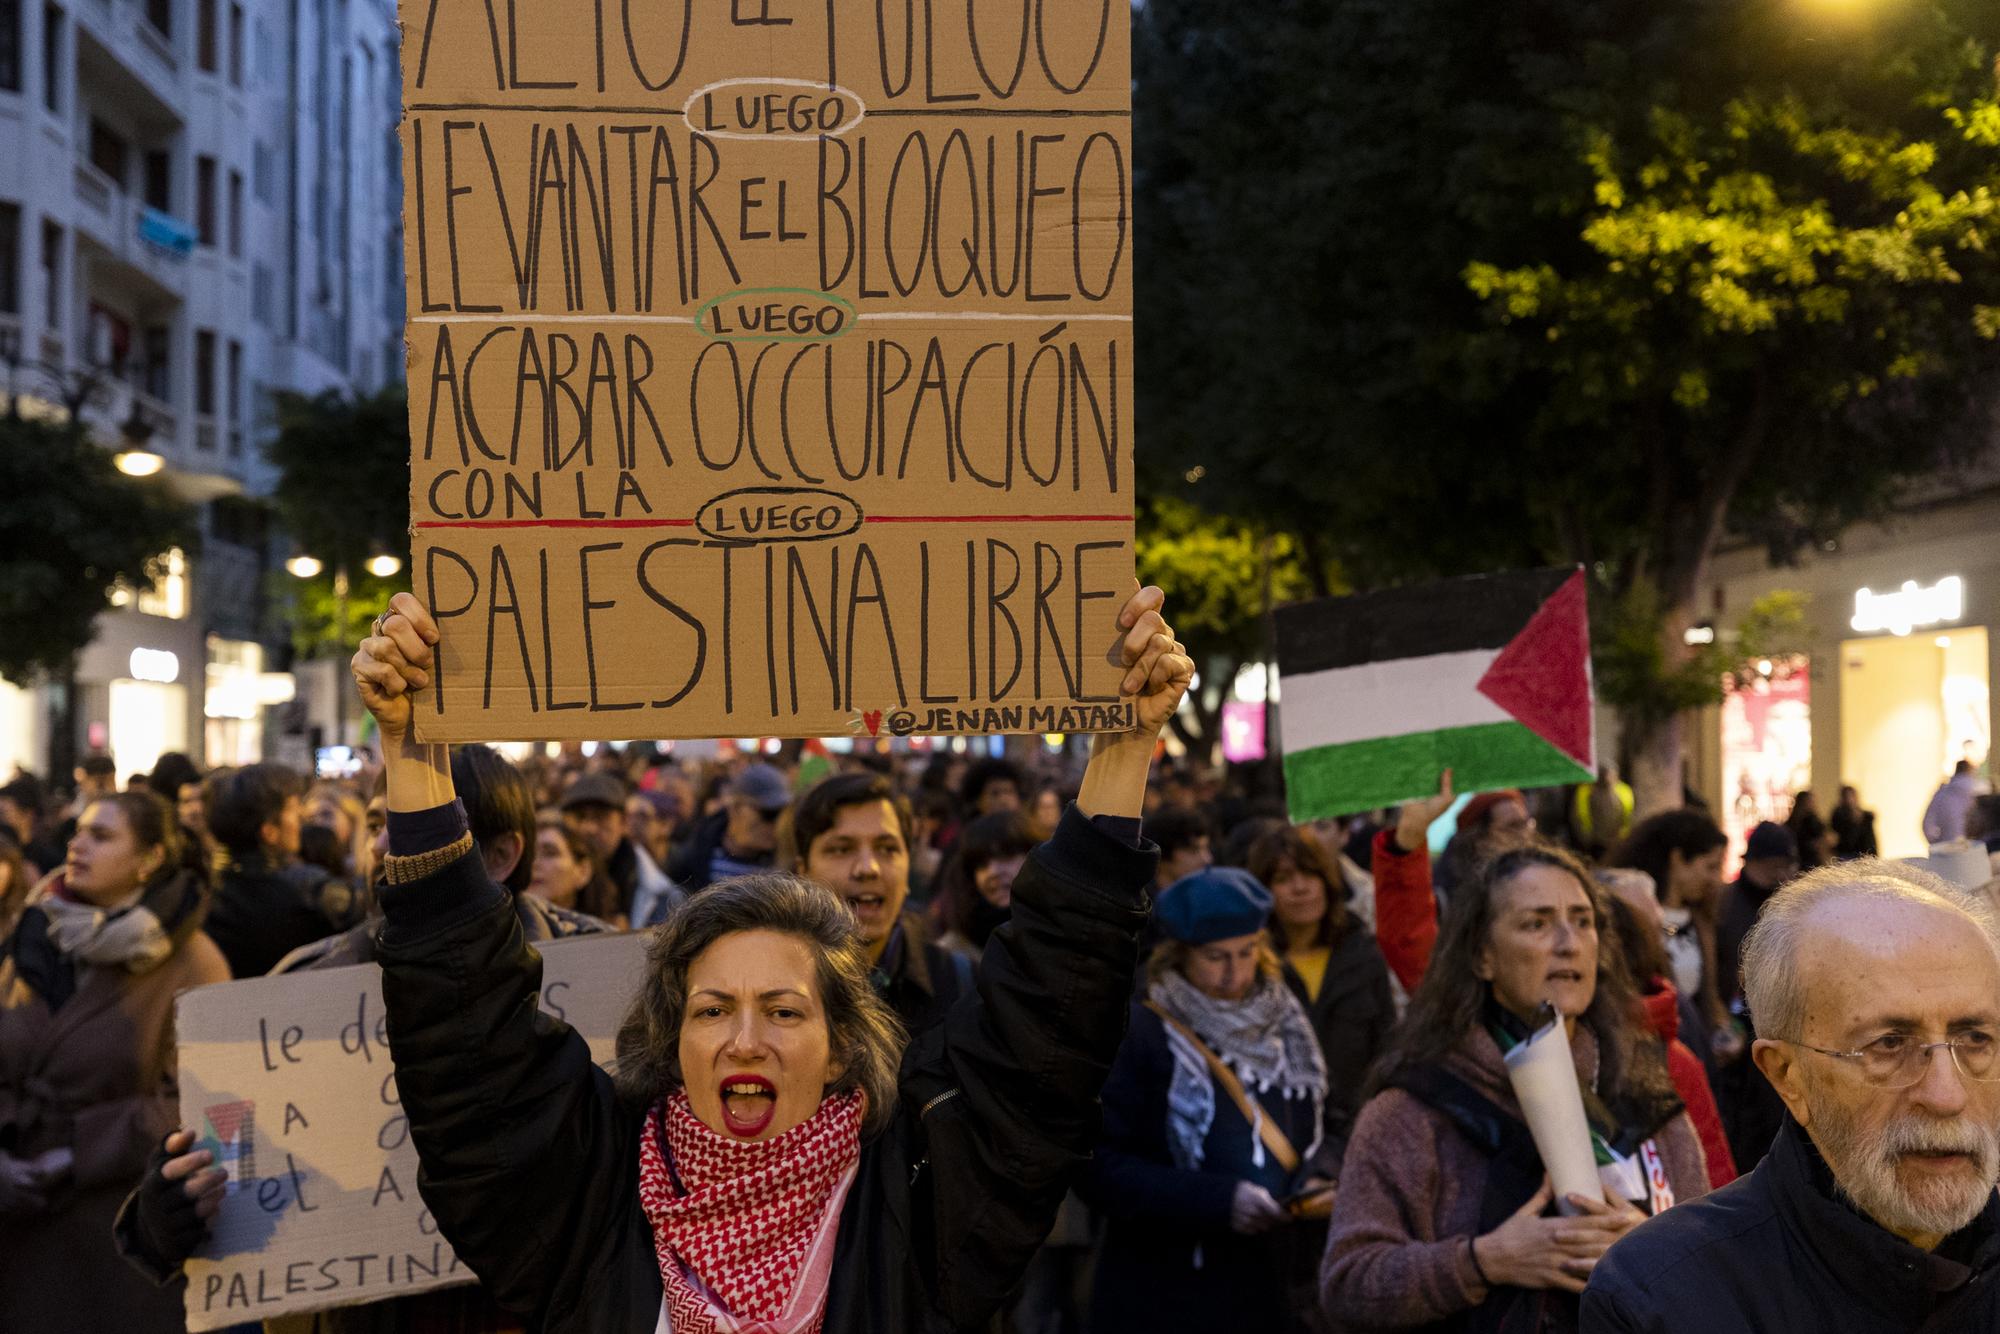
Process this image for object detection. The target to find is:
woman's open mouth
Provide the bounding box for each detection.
[718,1074,777,1138]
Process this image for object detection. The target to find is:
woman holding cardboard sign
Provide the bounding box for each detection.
[326,586,1189,1332]
[1319,840,1710,1332]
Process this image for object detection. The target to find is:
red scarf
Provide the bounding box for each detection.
[637,1088,863,1334]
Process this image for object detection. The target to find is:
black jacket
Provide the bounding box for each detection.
[1712,877,1786,1172]
[664,810,772,895]
[203,852,364,979]
[873,910,975,1038]
[1831,805,1878,858]
[374,804,1154,1333]
[1582,1117,2000,1333]
[1715,876,1778,1016]
[1280,924,1395,1164]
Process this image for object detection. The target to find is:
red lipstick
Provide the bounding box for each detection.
[718,1073,778,1138]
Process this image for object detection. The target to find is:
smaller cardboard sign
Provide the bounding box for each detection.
[1275,568,1596,820]
[177,932,649,1331]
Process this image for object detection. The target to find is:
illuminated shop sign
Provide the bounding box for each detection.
[128,648,181,683]
[1851,577,1964,637]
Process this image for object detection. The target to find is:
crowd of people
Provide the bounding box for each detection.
[0,595,1997,1331]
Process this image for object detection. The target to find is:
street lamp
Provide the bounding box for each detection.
[289,554,352,748]
[288,546,405,746]
[114,388,165,478]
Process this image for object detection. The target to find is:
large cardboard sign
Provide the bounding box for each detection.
[399,2,1136,743]
[1275,568,1596,820]
[178,932,648,1330]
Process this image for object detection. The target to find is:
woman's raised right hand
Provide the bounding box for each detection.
[350,592,440,749]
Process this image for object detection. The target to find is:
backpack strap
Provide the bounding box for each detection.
[1143,1001,1300,1174]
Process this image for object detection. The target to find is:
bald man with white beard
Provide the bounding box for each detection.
[1583,862,2000,1333]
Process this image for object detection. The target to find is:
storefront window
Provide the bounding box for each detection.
[1842,627,1991,859]
[205,637,291,766]
[0,677,36,778]
[1720,658,1812,876]
[109,677,187,784]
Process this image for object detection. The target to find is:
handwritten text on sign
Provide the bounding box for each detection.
[401,2,1136,742]
[177,933,648,1330]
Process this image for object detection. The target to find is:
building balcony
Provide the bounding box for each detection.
[71,162,192,301]
[74,160,115,221]
[74,4,184,137]
[133,13,178,86]
[81,374,177,446]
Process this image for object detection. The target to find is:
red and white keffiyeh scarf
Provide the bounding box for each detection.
[637,1088,864,1334]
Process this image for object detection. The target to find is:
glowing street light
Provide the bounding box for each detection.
[285,554,325,579]
[365,551,403,578]
[115,450,165,476]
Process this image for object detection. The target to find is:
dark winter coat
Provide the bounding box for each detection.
[664,810,770,896]
[872,909,975,1039]
[1079,994,1327,1334]
[204,851,365,979]
[1713,876,1787,1173]
[1281,924,1396,1165]
[1583,1116,2000,1333]
[0,868,231,1333]
[373,804,1153,1333]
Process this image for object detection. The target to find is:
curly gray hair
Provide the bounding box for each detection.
[612,872,906,1136]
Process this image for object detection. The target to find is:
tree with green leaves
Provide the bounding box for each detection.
[0,412,198,687]
[0,408,198,776]
[1136,496,1316,760]
[264,386,411,657]
[1136,0,2000,812]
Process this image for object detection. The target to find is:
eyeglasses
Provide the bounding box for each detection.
[1783,1033,2000,1089]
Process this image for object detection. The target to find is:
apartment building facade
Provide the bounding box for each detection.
[0,0,402,779]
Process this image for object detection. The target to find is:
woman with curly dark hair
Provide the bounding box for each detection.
[1320,839,1710,1332]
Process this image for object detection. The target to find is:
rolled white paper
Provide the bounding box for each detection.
[1501,1016,1602,1216]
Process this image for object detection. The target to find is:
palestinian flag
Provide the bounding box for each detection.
[1275,568,1595,821]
